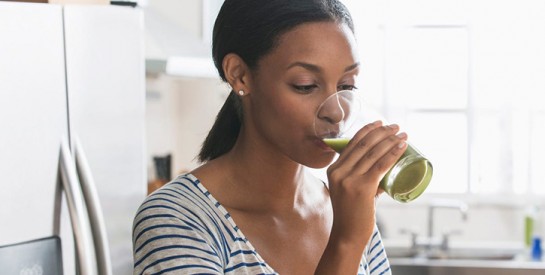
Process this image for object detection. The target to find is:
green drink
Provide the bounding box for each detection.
[316,90,433,203]
[323,137,433,203]
[323,138,351,153]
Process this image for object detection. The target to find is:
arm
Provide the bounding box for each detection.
[315,230,370,274]
[315,121,406,274]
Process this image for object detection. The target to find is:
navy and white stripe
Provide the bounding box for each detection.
[133,173,391,274]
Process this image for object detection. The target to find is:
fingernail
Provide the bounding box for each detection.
[396,132,407,139]
[398,141,406,148]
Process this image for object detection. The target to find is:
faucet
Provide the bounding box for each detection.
[427,199,468,250]
[401,199,469,251]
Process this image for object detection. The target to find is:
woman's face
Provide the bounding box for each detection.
[245,21,360,168]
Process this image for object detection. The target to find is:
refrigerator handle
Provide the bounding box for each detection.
[59,138,98,275]
[74,136,113,275]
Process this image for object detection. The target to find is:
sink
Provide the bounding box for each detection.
[391,265,545,275]
[425,249,518,261]
[387,247,545,275]
[386,247,519,261]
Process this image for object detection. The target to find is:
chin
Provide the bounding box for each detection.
[301,153,336,169]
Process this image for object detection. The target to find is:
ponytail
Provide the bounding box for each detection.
[198,91,243,162]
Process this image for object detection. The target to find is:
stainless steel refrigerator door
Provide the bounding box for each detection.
[0,1,67,248]
[0,2,81,274]
[63,5,147,274]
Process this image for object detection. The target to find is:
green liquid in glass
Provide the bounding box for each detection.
[323,138,351,153]
[323,138,432,203]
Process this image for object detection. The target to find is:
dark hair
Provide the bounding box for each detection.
[198,0,355,162]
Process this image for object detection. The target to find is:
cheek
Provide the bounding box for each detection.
[252,93,338,168]
[269,97,310,132]
[250,92,311,146]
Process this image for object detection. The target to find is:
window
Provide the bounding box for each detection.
[342,0,545,196]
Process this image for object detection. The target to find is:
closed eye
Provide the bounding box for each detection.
[338,84,358,91]
[292,84,319,94]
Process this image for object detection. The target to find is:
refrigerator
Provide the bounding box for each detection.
[0,2,146,274]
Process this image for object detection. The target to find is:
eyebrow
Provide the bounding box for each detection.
[287,61,360,73]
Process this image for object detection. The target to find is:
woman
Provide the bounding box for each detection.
[133,0,407,274]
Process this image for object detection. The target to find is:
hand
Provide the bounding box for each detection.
[326,120,407,245]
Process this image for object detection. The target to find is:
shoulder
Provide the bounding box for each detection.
[134,174,204,215]
[133,174,221,234]
[132,174,231,274]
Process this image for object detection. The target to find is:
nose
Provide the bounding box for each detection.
[317,93,347,125]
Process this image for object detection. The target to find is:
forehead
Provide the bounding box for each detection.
[260,21,359,69]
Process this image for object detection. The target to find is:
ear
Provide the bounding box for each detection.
[222,53,252,96]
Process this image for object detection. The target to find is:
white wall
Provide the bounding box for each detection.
[146,74,228,180]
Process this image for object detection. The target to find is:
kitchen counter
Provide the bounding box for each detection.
[387,245,545,275]
[391,260,545,275]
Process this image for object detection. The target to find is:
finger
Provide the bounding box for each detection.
[333,120,383,163]
[365,138,408,183]
[338,123,400,170]
[351,131,407,175]
[327,121,383,183]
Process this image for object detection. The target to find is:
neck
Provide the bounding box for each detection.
[221,127,314,213]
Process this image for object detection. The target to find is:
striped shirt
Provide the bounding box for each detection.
[133,173,391,275]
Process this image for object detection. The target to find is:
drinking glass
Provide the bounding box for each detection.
[314,90,433,203]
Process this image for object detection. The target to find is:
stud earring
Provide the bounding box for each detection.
[238,90,245,96]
